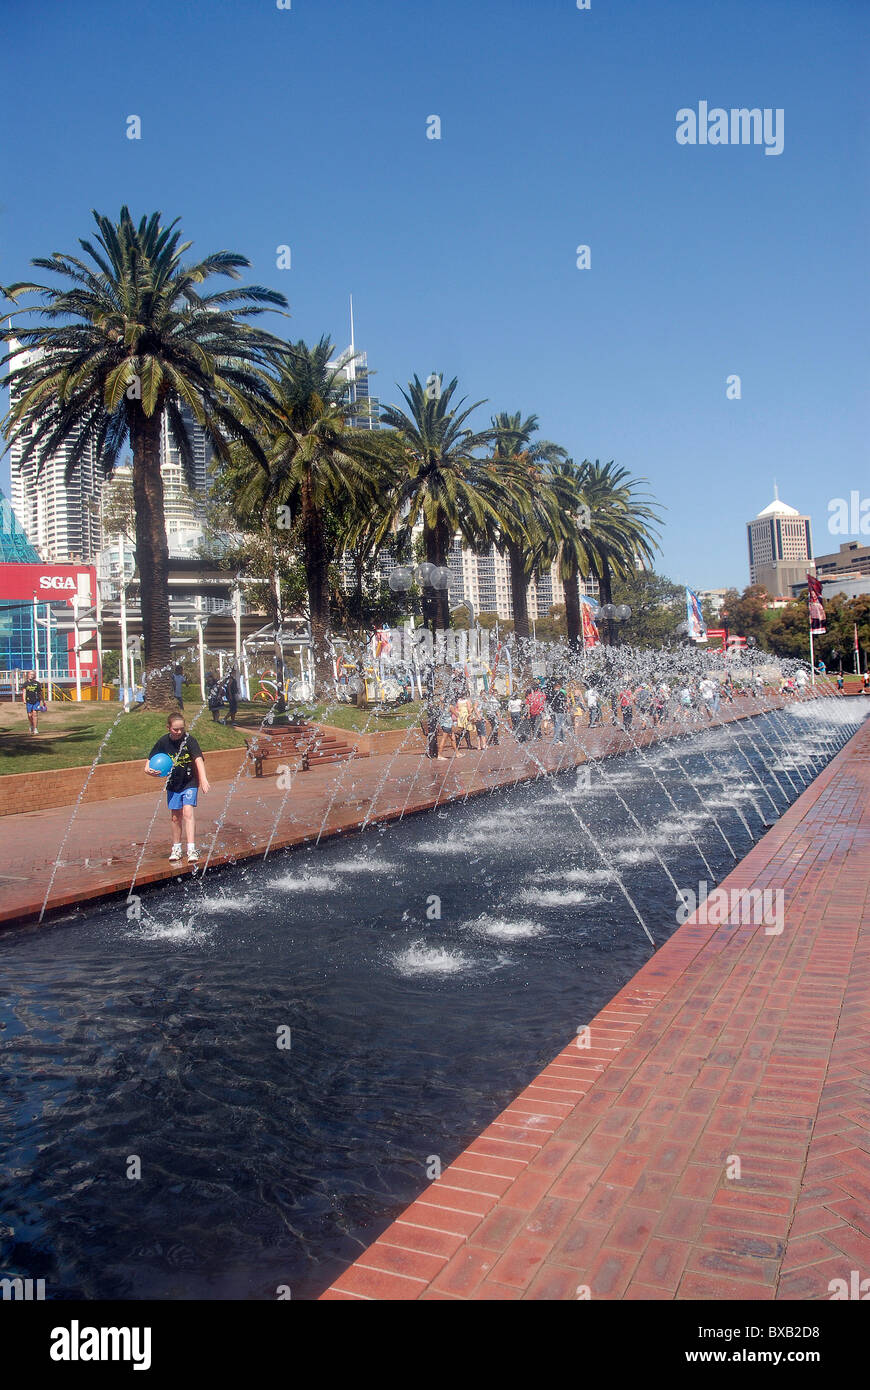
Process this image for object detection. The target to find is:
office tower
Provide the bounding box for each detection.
[7,339,102,562]
[747,488,813,597]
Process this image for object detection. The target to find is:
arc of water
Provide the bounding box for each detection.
[699,694,797,814]
[39,654,194,923]
[38,703,134,922]
[591,718,718,877]
[197,688,321,882]
[696,695,784,818]
[260,720,334,861]
[741,694,805,797]
[497,732,656,947]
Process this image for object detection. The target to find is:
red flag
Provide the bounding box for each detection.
[855,623,860,653]
[807,573,826,635]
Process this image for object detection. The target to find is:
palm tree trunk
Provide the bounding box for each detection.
[355,552,364,636]
[430,519,451,631]
[131,410,175,709]
[598,559,614,646]
[507,540,530,640]
[302,482,333,693]
[264,521,286,714]
[563,558,582,649]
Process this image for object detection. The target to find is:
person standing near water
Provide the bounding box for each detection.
[173,664,184,708]
[22,670,44,735]
[224,666,239,725]
[146,714,210,864]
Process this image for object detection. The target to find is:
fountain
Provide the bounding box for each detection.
[1,630,867,1300]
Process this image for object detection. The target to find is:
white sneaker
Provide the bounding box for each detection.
[186,846,199,864]
[169,844,183,863]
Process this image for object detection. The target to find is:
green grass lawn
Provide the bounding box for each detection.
[0,694,425,774]
[0,700,249,775]
[306,700,424,733]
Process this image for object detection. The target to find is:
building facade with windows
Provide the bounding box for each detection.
[746,491,813,597]
[7,337,213,564]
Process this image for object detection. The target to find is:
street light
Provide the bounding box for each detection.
[597,603,632,644]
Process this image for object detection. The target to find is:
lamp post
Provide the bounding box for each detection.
[597,603,632,645]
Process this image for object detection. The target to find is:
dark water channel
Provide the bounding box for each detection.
[0,701,862,1299]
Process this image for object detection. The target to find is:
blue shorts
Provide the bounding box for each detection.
[167,787,198,811]
[26,702,41,713]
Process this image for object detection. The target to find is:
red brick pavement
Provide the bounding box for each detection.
[0,696,785,929]
[321,716,870,1300]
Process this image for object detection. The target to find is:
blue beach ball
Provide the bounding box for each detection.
[148,752,174,776]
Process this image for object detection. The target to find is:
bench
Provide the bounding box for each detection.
[245,731,311,777]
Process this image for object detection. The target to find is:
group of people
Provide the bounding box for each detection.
[422,673,502,759]
[205,667,240,725]
[416,663,800,758]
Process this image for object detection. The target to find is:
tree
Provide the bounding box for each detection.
[487,412,566,640]
[379,375,500,630]
[2,206,287,707]
[574,460,662,647]
[720,585,770,650]
[244,338,397,691]
[609,571,685,647]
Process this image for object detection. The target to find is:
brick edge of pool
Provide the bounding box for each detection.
[321,716,870,1301]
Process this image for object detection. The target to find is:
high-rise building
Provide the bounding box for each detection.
[7,336,213,563]
[8,339,102,563]
[445,539,598,620]
[329,345,380,430]
[747,488,813,596]
[328,300,380,430]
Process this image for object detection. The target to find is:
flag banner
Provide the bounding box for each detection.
[854,623,860,653]
[807,573,826,635]
[580,599,600,649]
[686,588,707,642]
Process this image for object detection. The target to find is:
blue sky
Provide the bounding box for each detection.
[2,0,867,589]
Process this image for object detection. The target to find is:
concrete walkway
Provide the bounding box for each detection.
[321,717,870,1300]
[0,696,788,928]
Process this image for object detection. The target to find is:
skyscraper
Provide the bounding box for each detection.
[328,299,380,430]
[747,487,814,596]
[7,338,102,563]
[7,337,213,563]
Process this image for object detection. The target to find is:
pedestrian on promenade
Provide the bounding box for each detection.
[484,693,500,746]
[207,674,223,721]
[618,685,634,730]
[146,713,210,865]
[525,683,546,739]
[22,670,45,735]
[437,701,457,759]
[586,684,601,728]
[173,664,184,708]
[421,697,440,758]
[452,695,475,749]
[224,667,239,725]
[549,679,569,743]
[469,698,486,750]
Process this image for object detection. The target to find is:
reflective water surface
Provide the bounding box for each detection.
[0,701,863,1299]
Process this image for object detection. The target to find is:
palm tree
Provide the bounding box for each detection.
[488,412,567,640]
[212,441,291,711]
[1,206,287,707]
[580,459,661,645]
[258,338,398,691]
[544,460,598,648]
[379,375,499,630]
[546,459,662,647]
